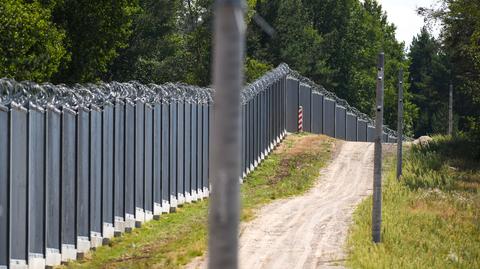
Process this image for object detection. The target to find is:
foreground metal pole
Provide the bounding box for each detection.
[209,0,245,268]
[448,83,453,135]
[372,52,384,243]
[396,69,403,180]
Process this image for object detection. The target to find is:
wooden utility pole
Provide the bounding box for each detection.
[209,0,245,268]
[448,83,453,135]
[396,69,403,180]
[372,52,384,243]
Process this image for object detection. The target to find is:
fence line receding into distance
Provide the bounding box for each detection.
[0,63,399,269]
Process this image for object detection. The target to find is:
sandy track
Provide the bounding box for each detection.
[187,141,376,269]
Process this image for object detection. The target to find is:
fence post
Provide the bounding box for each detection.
[397,69,404,180]
[209,0,245,268]
[298,106,303,132]
[0,105,8,269]
[448,83,453,136]
[372,52,384,243]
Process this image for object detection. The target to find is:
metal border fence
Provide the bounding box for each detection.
[0,63,398,269]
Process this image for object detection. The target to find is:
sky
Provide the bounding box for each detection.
[378,0,441,48]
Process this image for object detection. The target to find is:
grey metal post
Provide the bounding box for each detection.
[209,0,245,268]
[372,52,384,243]
[448,83,453,135]
[396,69,404,180]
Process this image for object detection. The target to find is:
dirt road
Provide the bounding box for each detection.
[188,141,377,269]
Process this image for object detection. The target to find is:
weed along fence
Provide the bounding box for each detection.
[0,63,398,269]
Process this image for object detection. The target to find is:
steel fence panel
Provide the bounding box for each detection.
[113,101,125,230]
[191,104,198,199]
[10,104,28,265]
[90,108,102,244]
[311,94,322,134]
[0,106,8,268]
[102,104,114,239]
[286,78,299,132]
[299,84,312,132]
[323,98,335,137]
[144,104,154,219]
[45,106,61,254]
[197,105,203,196]
[76,107,90,252]
[346,113,357,141]
[184,103,191,201]
[335,106,346,140]
[161,103,170,208]
[61,107,77,260]
[367,125,375,142]
[357,119,368,142]
[169,103,177,207]
[135,101,145,221]
[27,106,45,261]
[203,104,209,193]
[153,103,162,213]
[124,101,135,227]
[177,102,185,204]
[260,91,265,159]
[241,104,245,177]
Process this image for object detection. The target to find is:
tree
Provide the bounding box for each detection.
[51,0,139,83]
[418,0,480,136]
[0,0,67,82]
[408,28,449,136]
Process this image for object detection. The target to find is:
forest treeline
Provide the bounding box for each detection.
[0,0,478,138]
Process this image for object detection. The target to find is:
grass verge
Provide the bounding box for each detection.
[62,133,335,269]
[347,135,480,268]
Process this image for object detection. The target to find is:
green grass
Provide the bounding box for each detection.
[63,133,334,269]
[347,135,480,269]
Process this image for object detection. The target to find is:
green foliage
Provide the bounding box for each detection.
[0,0,67,82]
[245,57,272,83]
[347,136,480,268]
[419,0,480,137]
[51,0,140,82]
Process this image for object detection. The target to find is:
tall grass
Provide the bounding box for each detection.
[347,135,480,269]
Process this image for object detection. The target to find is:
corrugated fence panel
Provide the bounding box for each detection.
[113,101,125,230]
[323,98,335,137]
[346,113,357,141]
[27,106,45,261]
[184,103,191,201]
[76,107,90,251]
[311,93,323,134]
[191,104,198,199]
[197,104,203,196]
[124,101,135,227]
[144,104,154,219]
[335,106,346,140]
[61,107,77,260]
[367,125,375,142]
[46,106,61,260]
[0,106,8,268]
[153,103,162,213]
[90,108,102,242]
[357,119,368,142]
[10,104,28,266]
[135,101,145,221]
[286,78,299,132]
[299,84,312,132]
[202,104,209,194]
[177,103,185,204]
[169,103,177,207]
[102,104,114,238]
[161,103,170,208]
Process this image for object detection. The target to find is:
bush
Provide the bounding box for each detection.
[0,0,67,82]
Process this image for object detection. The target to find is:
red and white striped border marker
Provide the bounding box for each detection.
[298,106,303,132]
